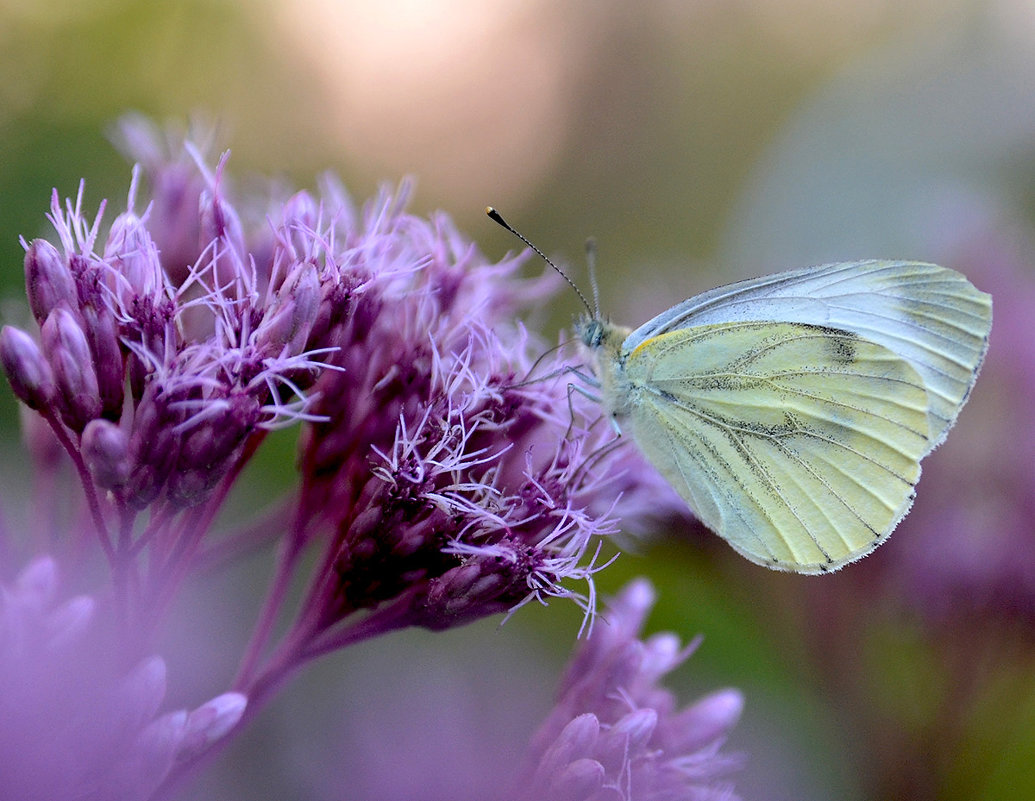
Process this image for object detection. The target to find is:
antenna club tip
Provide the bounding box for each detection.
[485,206,512,231]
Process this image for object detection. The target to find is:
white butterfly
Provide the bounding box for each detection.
[577,260,992,573]
[486,210,992,573]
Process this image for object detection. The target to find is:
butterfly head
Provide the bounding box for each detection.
[575,315,629,363]
[576,315,606,349]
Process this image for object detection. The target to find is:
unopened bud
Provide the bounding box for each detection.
[273,192,321,280]
[669,688,745,752]
[122,656,168,723]
[546,758,605,801]
[417,561,512,630]
[280,190,319,229]
[45,596,95,648]
[1,325,56,409]
[200,183,246,290]
[255,266,320,357]
[125,384,181,507]
[597,708,657,768]
[14,556,58,607]
[24,239,77,325]
[166,397,257,506]
[551,713,599,763]
[40,306,102,432]
[105,209,165,303]
[79,298,125,418]
[531,714,601,794]
[178,692,247,758]
[82,418,132,488]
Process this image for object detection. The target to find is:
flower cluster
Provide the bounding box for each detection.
[284,192,665,647]
[514,580,744,801]
[6,166,329,514]
[0,558,245,800]
[0,117,739,799]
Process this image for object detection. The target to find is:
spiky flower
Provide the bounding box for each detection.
[280,190,673,647]
[0,117,711,798]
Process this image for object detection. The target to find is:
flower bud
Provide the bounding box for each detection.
[417,561,512,629]
[104,209,165,304]
[545,758,605,801]
[541,714,600,770]
[141,709,188,765]
[40,306,102,432]
[166,396,257,506]
[82,418,132,489]
[121,656,168,724]
[24,239,77,325]
[79,297,125,418]
[200,183,246,290]
[271,191,320,273]
[178,692,247,758]
[1,325,56,410]
[669,688,745,752]
[125,386,181,508]
[200,188,245,254]
[597,708,657,769]
[280,190,319,231]
[255,266,320,357]
[45,596,96,648]
[14,555,58,608]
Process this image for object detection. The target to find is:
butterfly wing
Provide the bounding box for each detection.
[621,320,931,572]
[622,261,992,452]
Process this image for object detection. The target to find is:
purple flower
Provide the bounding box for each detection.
[2,119,683,646]
[255,181,688,666]
[0,325,56,410]
[885,219,1035,625]
[0,116,707,798]
[513,579,744,801]
[4,172,329,517]
[0,556,245,801]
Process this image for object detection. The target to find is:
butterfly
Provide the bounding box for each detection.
[486,210,993,573]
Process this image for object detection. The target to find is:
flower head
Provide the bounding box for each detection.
[276,184,686,646]
[4,167,333,517]
[514,579,744,801]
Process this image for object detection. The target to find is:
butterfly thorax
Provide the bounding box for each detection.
[575,315,634,418]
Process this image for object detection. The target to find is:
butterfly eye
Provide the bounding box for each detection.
[579,318,605,348]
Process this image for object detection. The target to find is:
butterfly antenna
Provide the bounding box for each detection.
[585,236,601,319]
[486,206,595,318]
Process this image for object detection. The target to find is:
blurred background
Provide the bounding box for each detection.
[2,1,1035,799]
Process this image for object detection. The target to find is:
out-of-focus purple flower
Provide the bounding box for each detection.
[512,579,744,801]
[82,418,133,489]
[0,556,246,801]
[881,216,1035,626]
[776,209,1035,801]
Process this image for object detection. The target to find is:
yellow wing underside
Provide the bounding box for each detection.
[624,321,931,572]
